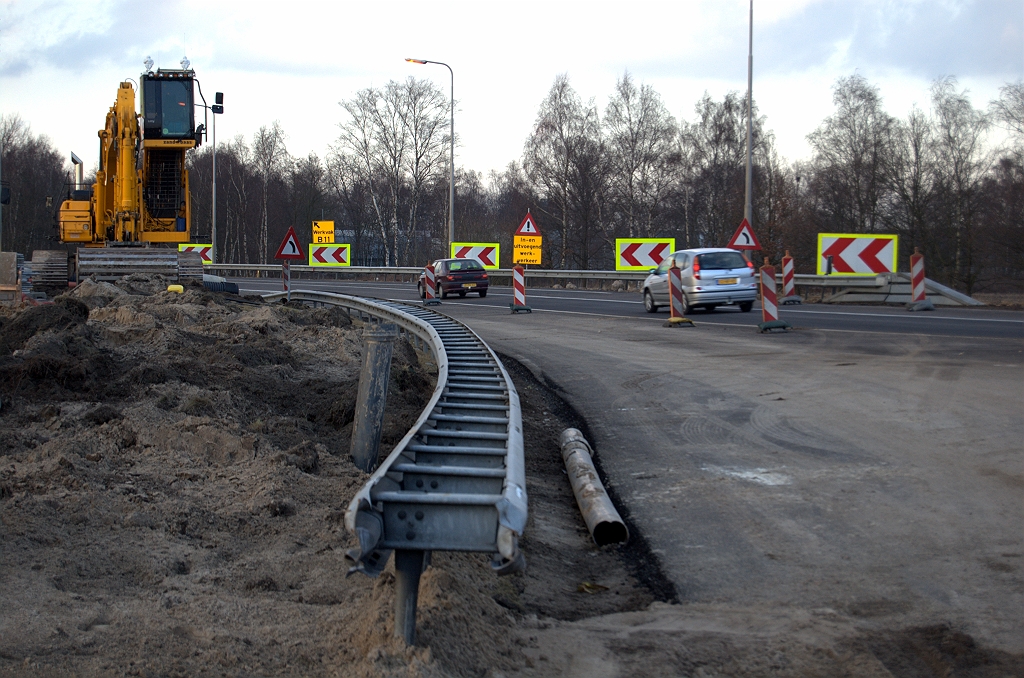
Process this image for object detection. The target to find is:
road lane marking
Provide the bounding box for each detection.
[780,308,1024,324]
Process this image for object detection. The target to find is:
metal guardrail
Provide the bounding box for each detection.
[262,290,527,640]
[236,264,980,305]
[211,263,650,280]
[213,263,895,286]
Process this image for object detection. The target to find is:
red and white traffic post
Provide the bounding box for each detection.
[282,261,290,300]
[422,263,440,305]
[781,250,801,304]
[907,247,934,311]
[758,258,791,332]
[509,265,532,313]
[664,262,694,327]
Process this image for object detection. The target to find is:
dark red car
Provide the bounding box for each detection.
[417,258,489,298]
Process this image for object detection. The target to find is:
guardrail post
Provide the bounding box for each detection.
[394,549,425,645]
[350,323,399,473]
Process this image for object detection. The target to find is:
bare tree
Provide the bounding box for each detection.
[398,78,450,263]
[806,75,895,234]
[604,72,678,239]
[252,122,290,263]
[882,106,936,258]
[523,74,606,268]
[930,77,991,292]
[680,92,763,248]
[334,78,450,265]
[991,81,1024,141]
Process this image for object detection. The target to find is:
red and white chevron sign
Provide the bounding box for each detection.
[615,238,675,271]
[308,244,350,267]
[178,244,212,264]
[817,234,898,275]
[450,242,499,269]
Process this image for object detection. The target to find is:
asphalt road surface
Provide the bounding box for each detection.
[239,276,1024,651]
[234,276,1024,340]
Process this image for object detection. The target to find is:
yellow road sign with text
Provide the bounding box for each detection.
[312,220,335,244]
[513,234,543,264]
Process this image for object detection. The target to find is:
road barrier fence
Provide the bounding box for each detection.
[208,264,982,306]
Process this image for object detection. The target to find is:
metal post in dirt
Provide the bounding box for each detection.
[350,323,399,473]
[394,549,425,645]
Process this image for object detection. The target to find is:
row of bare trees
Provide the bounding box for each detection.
[0,115,65,255]
[2,74,1021,292]
[517,73,1022,292]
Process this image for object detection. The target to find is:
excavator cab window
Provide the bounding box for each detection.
[141,74,195,139]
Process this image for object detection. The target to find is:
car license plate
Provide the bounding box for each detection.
[718,278,738,285]
[462,283,476,288]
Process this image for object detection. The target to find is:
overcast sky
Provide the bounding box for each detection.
[1,0,1021,176]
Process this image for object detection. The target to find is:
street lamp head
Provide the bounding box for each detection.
[405,58,428,64]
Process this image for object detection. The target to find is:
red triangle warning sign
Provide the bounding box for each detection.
[727,218,761,250]
[515,212,541,236]
[275,226,306,260]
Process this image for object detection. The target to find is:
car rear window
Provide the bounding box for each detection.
[449,260,482,271]
[697,252,747,270]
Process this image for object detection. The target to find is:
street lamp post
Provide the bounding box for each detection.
[743,0,754,228]
[406,58,454,253]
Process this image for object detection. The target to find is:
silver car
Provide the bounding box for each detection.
[643,248,757,314]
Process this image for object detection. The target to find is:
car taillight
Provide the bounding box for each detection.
[746,259,755,270]
[481,273,488,279]
[693,258,701,280]
[446,275,455,281]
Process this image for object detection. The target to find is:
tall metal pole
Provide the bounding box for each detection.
[211,111,217,265]
[407,59,455,253]
[744,0,754,225]
[447,63,454,252]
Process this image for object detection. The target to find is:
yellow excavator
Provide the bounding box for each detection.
[58,65,205,280]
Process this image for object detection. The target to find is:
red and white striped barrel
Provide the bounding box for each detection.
[669,267,685,318]
[782,252,795,298]
[512,265,527,307]
[423,263,436,300]
[760,264,778,323]
[910,249,926,302]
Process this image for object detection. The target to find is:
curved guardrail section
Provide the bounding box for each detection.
[262,291,527,576]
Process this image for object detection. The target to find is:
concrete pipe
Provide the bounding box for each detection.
[559,428,629,546]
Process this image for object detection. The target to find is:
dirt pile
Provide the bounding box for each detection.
[0,277,660,677]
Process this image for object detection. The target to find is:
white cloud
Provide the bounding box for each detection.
[1,0,1020,174]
